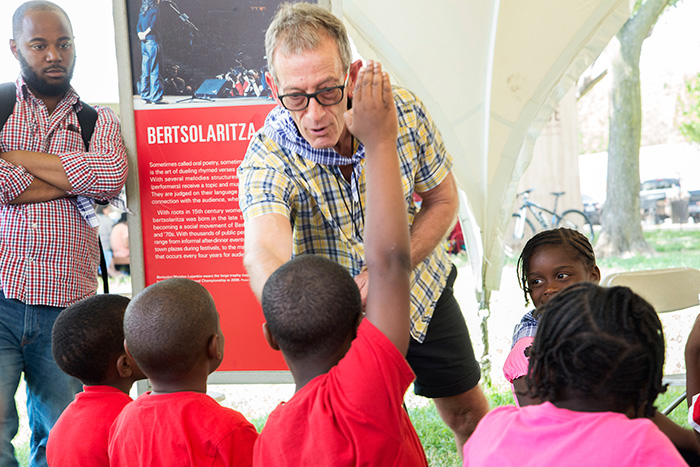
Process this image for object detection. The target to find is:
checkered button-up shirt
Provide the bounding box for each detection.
[0,78,128,307]
[239,87,453,342]
[511,309,538,348]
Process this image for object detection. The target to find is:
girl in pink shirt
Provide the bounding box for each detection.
[464,282,687,466]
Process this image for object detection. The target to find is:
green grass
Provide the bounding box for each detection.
[597,229,700,271]
[657,387,692,428]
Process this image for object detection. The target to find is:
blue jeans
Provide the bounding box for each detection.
[0,293,81,467]
[139,39,163,103]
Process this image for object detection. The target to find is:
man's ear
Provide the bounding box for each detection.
[346,59,363,99]
[262,322,280,351]
[9,39,19,60]
[265,72,283,107]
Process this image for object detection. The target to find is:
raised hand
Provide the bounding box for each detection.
[344,60,398,151]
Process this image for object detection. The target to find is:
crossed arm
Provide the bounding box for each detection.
[1,150,71,204]
[1,107,127,205]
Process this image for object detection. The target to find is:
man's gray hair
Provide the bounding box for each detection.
[265,2,352,84]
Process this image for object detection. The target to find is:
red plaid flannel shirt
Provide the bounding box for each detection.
[0,78,127,306]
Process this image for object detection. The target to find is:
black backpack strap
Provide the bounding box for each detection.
[76,101,98,151]
[0,82,17,134]
[76,102,109,293]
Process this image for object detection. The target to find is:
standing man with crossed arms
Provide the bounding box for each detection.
[0,2,127,466]
[238,2,488,452]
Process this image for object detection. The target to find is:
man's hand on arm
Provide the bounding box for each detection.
[354,172,458,306]
[243,213,293,302]
[2,150,72,191]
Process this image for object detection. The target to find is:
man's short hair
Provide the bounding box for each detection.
[265,2,352,83]
[262,255,362,360]
[124,278,220,381]
[13,1,72,41]
[52,294,131,385]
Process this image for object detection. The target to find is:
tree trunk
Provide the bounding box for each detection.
[595,0,670,258]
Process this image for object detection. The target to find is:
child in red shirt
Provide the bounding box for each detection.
[47,294,145,467]
[108,278,258,466]
[253,61,428,466]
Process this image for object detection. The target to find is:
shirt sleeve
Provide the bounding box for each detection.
[59,105,127,201]
[0,159,34,204]
[331,319,415,417]
[394,88,452,194]
[217,420,258,467]
[638,421,689,466]
[503,337,533,383]
[238,132,295,221]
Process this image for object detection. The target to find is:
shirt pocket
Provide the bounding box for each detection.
[48,128,84,155]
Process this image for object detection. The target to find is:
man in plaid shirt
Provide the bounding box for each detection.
[0,2,127,466]
[239,3,488,453]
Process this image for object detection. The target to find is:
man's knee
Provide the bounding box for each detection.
[434,385,489,428]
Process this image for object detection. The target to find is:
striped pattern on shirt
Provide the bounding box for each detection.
[0,78,127,306]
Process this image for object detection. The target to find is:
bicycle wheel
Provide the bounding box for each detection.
[557,209,595,244]
[504,214,536,258]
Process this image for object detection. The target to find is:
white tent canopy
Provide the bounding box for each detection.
[342,0,630,307]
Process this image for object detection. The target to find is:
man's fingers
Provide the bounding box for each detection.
[354,64,365,102]
[371,62,382,99]
[382,71,392,105]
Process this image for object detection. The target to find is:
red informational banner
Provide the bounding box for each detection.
[134,103,285,371]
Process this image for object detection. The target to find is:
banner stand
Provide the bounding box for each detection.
[112,0,295,392]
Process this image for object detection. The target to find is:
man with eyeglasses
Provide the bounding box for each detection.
[238,2,489,454]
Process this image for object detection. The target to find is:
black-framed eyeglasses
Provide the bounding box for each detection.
[277,73,349,111]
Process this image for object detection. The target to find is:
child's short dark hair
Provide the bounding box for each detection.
[262,255,362,360]
[526,282,666,418]
[124,278,219,380]
[517,228,596,306]
[52,294,131,385]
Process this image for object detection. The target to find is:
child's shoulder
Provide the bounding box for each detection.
[512,309,538,345]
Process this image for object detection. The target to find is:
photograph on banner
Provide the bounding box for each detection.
[126,0,303,107]
[124,0,315,371]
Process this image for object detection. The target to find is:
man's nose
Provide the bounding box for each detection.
[45,45,63,62]
[305,97,325,120]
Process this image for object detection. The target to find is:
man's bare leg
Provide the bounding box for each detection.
[433,385,490,457]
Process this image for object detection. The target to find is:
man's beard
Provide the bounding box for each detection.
[18,51,75,97]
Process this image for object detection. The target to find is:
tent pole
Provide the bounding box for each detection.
[477,288,492,388]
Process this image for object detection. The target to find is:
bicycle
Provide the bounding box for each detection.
[504,189,595,257]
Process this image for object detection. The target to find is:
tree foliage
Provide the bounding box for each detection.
[677,73,700,144]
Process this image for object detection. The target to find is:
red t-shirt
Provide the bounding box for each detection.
[47,385,132,467]
[253,319,428,466]
[108,391,258,467]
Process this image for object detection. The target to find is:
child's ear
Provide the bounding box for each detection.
[591,265,601,283]
[262,322,280,351]
[207,334,223,360]
[116,354,133,378]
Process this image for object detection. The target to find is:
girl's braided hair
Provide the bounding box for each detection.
[526,282,666,418]
[517,228,596,306]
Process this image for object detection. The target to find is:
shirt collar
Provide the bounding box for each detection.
[263,105,366,202]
